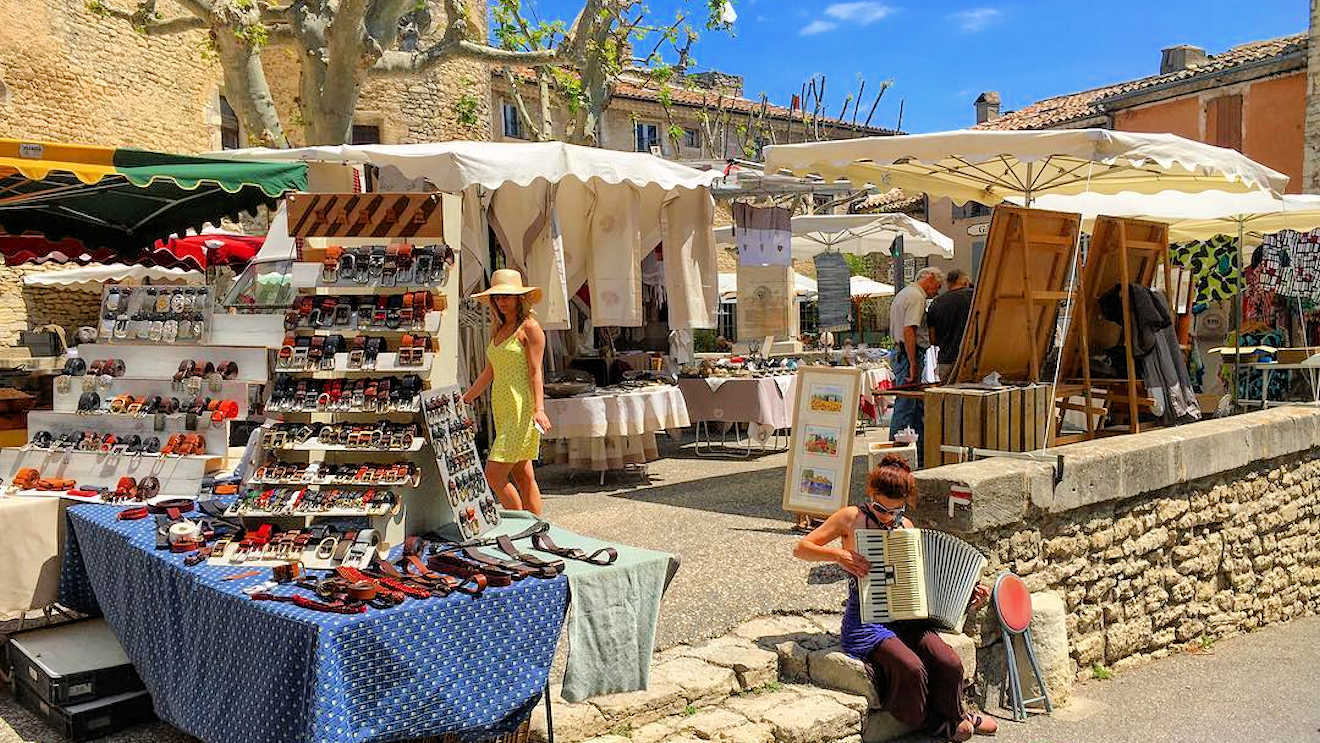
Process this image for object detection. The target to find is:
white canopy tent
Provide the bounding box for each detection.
[713,213,953,259]
[763,129,1289,206]
[849,275,895,299]
[24,264,203,291]
[220,141,722,330]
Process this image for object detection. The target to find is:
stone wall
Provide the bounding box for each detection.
[0,262,106,348]
[914,406,1320,682]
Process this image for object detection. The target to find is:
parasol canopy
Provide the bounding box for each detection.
[849,275,895,299]
[1016,191,1320,247]
[0,232,265,270]
[0,139,306,260]
[713,213,953,259]
[763,129,1289,206]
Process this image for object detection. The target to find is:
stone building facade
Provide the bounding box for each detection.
[491,70,893,160]
[0,0,493,347]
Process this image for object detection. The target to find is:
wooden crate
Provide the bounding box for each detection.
[922,385,1054,466]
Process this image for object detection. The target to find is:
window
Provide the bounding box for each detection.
[952,201,991,220]
[351,124,381,145]
[219,96,240,150]
[799,300,818,335]
[683,128,700,148]
[1206,94,1243,151]
[717,300,737,341]
[502,101,524,139]
[635,122,661,153]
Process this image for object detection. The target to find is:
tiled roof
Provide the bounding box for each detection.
[978,33,1306,131]
[497,68,896,135]
[852,188,924,214]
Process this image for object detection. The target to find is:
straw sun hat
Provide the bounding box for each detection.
[470,268,543,305]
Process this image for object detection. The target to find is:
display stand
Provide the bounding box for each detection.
[216,191,467,559]
[1054,216,1172,443]
[0,303,269,502]
[421,385,499,540]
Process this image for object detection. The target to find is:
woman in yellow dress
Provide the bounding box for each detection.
[462,269,551,515]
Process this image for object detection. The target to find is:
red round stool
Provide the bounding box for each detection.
[993,572,1054,720]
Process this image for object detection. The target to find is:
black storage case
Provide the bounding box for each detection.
[12,678,155,742]
[6,619,144,705]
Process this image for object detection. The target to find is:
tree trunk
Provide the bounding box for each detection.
[212,32,290,147]
[1305,0,1320,191]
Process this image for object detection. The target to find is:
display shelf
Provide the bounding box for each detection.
[25,411,229,456]
[0,448,215,498]
[289,311,442,336]
[274,352,433,376]
[70,344,270,385]
[247,477,415,488]
[308,285,446,296]
[272,406,421,419]
[53,379,252,418]
[223,506,394,518]
[267,438,427,453]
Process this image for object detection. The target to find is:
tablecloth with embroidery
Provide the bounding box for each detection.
[58,503,568,743]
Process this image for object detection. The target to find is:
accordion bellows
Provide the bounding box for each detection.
[856,528,987,632]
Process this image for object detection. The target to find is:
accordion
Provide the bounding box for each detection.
[855,528,987,632]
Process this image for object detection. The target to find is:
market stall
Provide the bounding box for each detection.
[540,383,690,480]
[763,129,1289,457]
[677,373,797,456]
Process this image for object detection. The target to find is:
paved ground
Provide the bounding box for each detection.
[972,614,1320,743]
[537,431,879,649]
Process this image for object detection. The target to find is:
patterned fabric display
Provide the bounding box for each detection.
[60,504,568,743]
[1251,230,1320,299]
[1171,235,1239,304]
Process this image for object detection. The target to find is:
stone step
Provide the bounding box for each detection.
[531,613,978,743]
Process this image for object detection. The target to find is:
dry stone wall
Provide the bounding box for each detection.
[0,262,104,347]
[915,406,1320,682]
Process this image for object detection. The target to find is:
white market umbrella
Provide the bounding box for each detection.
[849,275,895,299]
[713,213,954,259]
[23,264,203,291]
[764,129,1289,206]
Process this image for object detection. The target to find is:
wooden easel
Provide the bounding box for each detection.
[952,206,1082,385]
[1054,216,1172,443]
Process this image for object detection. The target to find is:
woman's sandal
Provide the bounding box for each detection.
[965,712,997,736]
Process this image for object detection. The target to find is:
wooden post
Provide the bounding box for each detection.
[1116,221,1141,433]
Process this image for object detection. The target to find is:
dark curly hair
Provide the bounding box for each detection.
[866,453,915,507]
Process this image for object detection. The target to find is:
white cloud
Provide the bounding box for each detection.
[800,2,895,35]
[825,2,897,24]
[949,7,1002,32]
[800,19,838,35]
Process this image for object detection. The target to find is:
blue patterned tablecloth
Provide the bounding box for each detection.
[59,503,568,743]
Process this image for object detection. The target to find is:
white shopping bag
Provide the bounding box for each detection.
[922,346,940,384]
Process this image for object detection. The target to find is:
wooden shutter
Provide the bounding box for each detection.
[1206,95,1243,151]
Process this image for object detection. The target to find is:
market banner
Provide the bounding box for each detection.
[734,202,791,266]
[813,251,851,331]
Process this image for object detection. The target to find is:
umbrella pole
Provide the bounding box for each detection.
[1232,221,1244,410]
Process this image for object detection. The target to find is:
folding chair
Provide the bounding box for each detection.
[993,571,1053,721]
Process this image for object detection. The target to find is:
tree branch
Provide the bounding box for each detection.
[91,0,209,35]
[370,41,559,76]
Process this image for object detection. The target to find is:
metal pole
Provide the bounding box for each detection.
[1231,221,1244,410]
[892,233,905,291]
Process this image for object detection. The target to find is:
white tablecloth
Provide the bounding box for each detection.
[0,496,66,619]
[542,385,690,471]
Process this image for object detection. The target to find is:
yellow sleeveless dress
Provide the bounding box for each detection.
[487,331,540,462]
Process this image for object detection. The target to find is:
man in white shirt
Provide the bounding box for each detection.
[888,267,945,452]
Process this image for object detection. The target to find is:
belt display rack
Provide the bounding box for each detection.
[224,220,465,552]
[0,301,270,501]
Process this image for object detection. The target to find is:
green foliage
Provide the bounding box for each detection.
[232,21,270,49]
[693,329,717,353]
[607,722,634,737]
[682,704,697,717]
[454,94,481,127]
[1091,663,1113,680]
[1196,634,1216,652]
[842,253,866,276]
[738,681,783,696]
[85,0,108,17]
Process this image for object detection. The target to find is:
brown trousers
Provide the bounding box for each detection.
[867,623,965,732]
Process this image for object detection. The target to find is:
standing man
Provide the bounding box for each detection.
[926,269,975,381]
[888,267,945,447]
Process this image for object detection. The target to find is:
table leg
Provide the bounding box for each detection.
[545,680,556,743]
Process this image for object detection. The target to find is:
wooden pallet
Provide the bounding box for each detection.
[1054,215,1172,440]
[951,205,1082,384]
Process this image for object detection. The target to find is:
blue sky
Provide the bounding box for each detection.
[503,0,1305,133]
